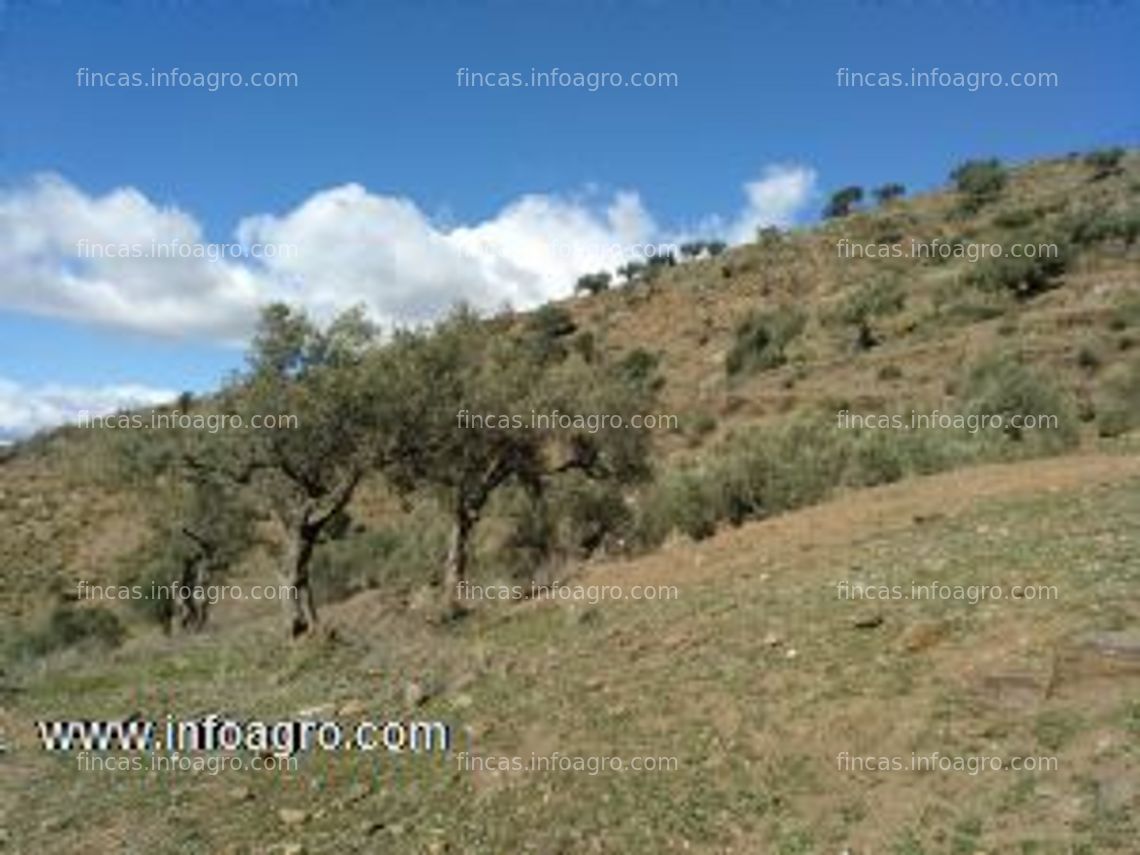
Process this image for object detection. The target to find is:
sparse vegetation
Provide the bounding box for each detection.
[725,306,807,375]
[951,158,1007,211]
[1084,147,1126,180]
[574,271,612,295]
[824,185,864,218]
[873,182,906,204]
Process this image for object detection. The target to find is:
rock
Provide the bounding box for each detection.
[405,682,428,707]
[763,632,782,648]
[360,820,386,836]
[785,648,798,660]
[853,613,884,629]
[230,785,254,802]
[970,672,1045,712]
[337,698,368,718]
[280,845,305,855]
[452,693,474,709]
[898,620,949,653]
[1049,632,1140,695]
[278,808,309,827]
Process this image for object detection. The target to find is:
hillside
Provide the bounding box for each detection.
[1,149,1139,854]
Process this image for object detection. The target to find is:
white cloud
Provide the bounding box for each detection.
[726,165,817,245]
[0,167,816,342]
[0,377,176,439]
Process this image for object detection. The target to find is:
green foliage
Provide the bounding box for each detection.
[636,467,720,545]
[9,605,125,660]
[1084,147,1125,179]
[617,260,646,284]
[878,363,903,381]
[960,352,1079,448]
[1068,208,1140,247]
[833,278,905,350]
[873,183,906,204]
[1108,293,1140,331]
[1095,356,1140,437]
[756,226,785,247]
[951,158,1006,210]
[725,306,806,376]
[679,240,726,259]
[574,271,612,295]
[616,348,664,391]
[964,237,1072,299]
[311,508,451,604]
[526,304,578,362]
[634,415,963,545]
[993,208,1038,229]
[824,185,864,218]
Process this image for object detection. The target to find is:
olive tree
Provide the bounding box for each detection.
[383,307,655,613]
[196,303,392,636]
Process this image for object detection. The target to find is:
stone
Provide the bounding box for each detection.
[278,808,309,827]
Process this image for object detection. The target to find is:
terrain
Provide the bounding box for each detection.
[1,149,1139,853]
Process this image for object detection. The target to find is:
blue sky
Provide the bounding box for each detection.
[1,0,1136,436]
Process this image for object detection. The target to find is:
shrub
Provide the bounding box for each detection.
[993,208,1037,229]
[617,348,663,391]
[617,260,646,284]
[951,159,1006,210]
[635,467,720,545]
[873,183,906,204]
[756,226,785,247]
[834,278,905,350]
[526,304,578,362]
[1075,340,1104,371]
[1095,357,1140,437]
[1108,294,1140,331]
[1084,147,1125,180]
[706,241,727,257]
[574,272,612,295]
[824,186,864,219]
[1068,209,1140,247]
[960,352,1078,449]
[10,605,126,660]
[725,306,806,376]
[311,507,450,604]
[964,238,1072,299]
[687,410,718,439]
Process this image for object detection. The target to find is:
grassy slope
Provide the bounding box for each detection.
[2,453,1138,853]
[2,151,1140,853]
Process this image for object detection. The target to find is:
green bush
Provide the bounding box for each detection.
[635,467,720,546]
[1108,294,1140,331]
[725,306,806,376]
[833,278,905,350]
[310,506,450,605]
[526,304,578,362]
[574,272,612,295]
[951,159,1006,211]
[993,208,1037,229]
[1084,147,1126,179]
[1095,357,1140,437]
[9,605,126,660]
[960,353,1079,449]
[824,186,864,219]
[1068,209,1140,247]
[873,183,906,205]
[964,238,1072,299]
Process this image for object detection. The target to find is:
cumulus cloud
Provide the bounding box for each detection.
[0,175,263,340]
[0,377,175,440]
[0,167,815,342]
[726,165,818,245]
